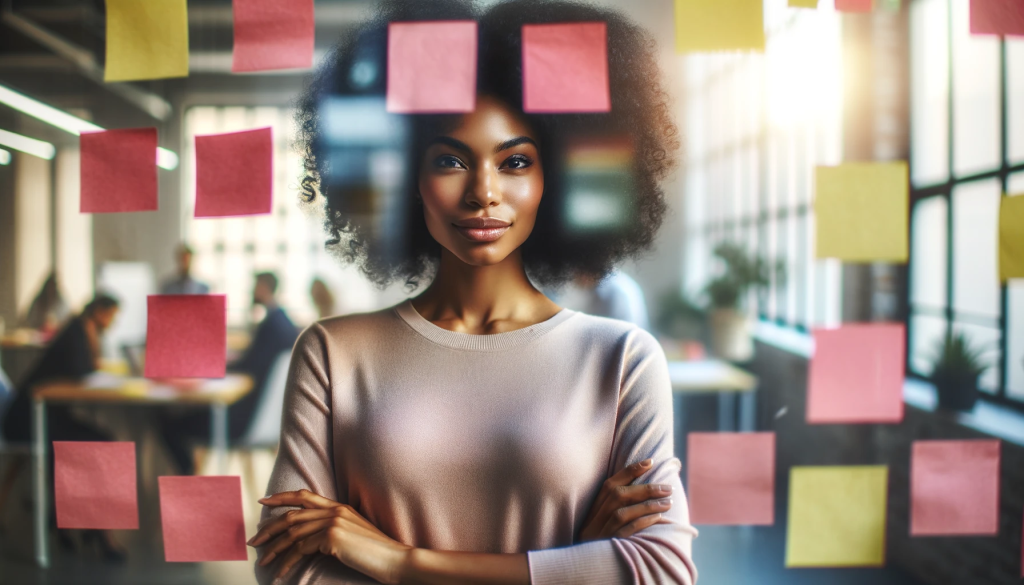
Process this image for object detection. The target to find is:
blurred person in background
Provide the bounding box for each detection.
[159,243,210,295]
[0,293,126,561]
[554,269,650,330]
[20,272,70,337]
[160,272,298,475]
[309,277,337,320]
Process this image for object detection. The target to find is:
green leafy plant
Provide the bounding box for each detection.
[704,242,785,310]
[930,331,988,380]
[655,289,706,339]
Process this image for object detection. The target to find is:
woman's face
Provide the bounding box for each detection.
[417,96,544,268]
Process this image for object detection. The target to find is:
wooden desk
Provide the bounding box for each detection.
[30,374,253,568]
[668,359,758,433]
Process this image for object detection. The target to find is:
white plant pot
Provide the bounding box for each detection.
[709,308,754,362]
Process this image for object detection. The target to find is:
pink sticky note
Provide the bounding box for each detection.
[145,295,226,378]
[80,128,158,213]
[195,127,273,217]
[386,21,477,113]
[232,0,315,72]
[522,22,610,114]
[911,440,1000,536]
[806,323,905,424]
[971,0,1024,36]
[687,432,775,525]
[835,0,874,11]
[159,476,247,562]
[54,441,138,529]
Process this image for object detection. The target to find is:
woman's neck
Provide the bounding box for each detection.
[411,249,561,334]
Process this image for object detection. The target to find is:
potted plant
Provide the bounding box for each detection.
[930,331,988,412]
[703,242,784,362]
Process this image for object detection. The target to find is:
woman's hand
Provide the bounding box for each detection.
[578,458,673,542]
[248,489,413,585]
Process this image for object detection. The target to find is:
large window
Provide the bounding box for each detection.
[683,0,843,330]
[181,106,400,328]
[908,0,1024,405]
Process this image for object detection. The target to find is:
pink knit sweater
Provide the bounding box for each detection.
[255,300,698,584]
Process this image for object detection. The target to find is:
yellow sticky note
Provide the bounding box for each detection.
[786,466,888,568]
[105,0,189,82]
[814,162,909,262]
[1001,194,1024,281]
[789,0,819,7]
[675,0,765,53]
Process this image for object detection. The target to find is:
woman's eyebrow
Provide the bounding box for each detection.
[428,136,472,153]
[494,136,537,153]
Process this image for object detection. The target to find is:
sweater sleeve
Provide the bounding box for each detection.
[526,328,699,585]
[254,324,379,585]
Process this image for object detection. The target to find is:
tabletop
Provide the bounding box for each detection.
[33,372,254,406]
[667,359,758,393]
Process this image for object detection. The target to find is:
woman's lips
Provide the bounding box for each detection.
[455,225,510,242]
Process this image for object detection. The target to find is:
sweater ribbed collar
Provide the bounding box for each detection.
[394,299,576,351]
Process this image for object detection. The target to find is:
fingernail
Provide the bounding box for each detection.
[640,458,652,467]
[657,497,672,507]
[655,484,673,493]
[246,537,254,546]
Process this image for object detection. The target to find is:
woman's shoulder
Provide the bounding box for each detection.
[296,303,406,348]
[562,311,663,356]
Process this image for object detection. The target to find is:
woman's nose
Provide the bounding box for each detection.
[464,166,500,208]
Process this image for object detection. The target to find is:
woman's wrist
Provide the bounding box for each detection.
[398,547,529,585]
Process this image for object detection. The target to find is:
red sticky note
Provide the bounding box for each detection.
[522,22,610,114]
[195,127,273,217]
[971,0,1024,36]
[54,441,138,529]
[687,432,775,525]
[159,476,247,562]
[80,128,158,213]
[807,323,905,424]
[911,439,1000,536]
[145,295,226,378]
[232,0,315,72]
[386,21,477,113]
[836,0,874,11]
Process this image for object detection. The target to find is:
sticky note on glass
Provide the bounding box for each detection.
[807,323,905,424]
[815,162,909,262]
[105,0,189,82]
[159,476,247,562]
[385,21,477,114]
[522,23,610,113]
[1000,194,1024,280]
[786,466,888,568]
[971,0,1024,36]
[789,0,819,7]
[232,0,315,72]
[687,432,775,525]
[195,128,273,217]
[836,0,874,12]
[675,0,765,53]
[80,128,158,213]
[54,441,138,529]
[911,440,1000,536]
[145,295,226,378]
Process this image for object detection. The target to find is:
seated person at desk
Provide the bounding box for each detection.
[20,272,70,336]
[0,293,127,561]
[160,243,210,295]
[161,272,298,475]
[553,269,650,330]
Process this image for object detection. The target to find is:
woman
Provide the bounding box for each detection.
[249,1,695,583]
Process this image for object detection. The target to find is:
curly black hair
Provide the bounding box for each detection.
[296,0,678,289]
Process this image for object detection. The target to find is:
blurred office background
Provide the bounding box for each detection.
[0,0,1022,583]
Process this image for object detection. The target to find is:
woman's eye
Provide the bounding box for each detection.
[503,154,533,170]
[433,155,465,169]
